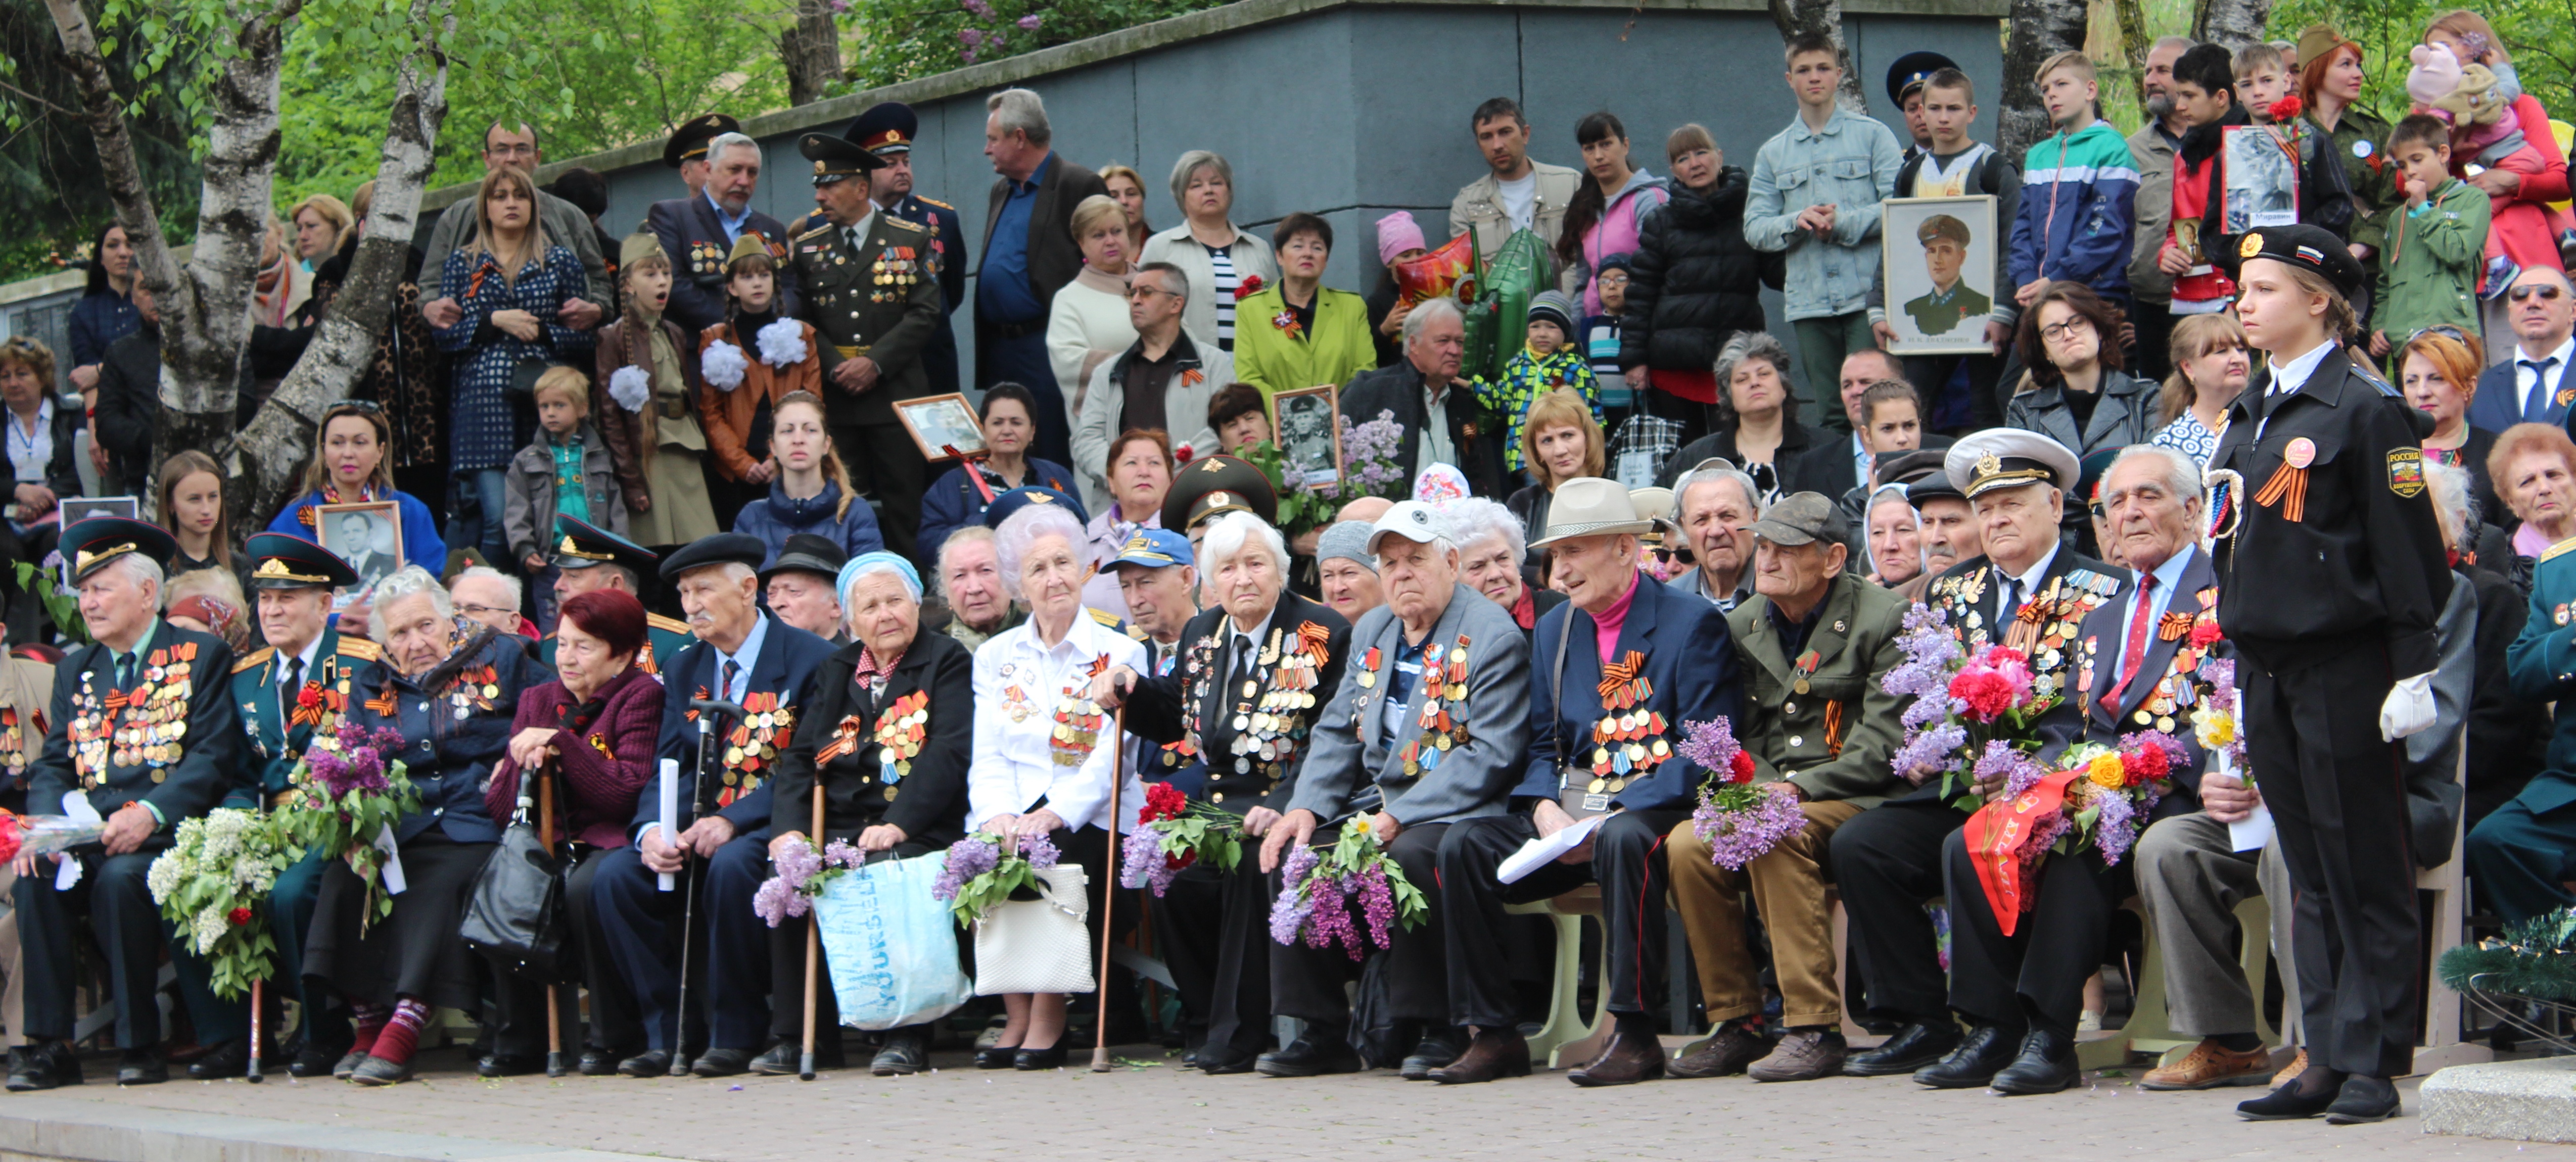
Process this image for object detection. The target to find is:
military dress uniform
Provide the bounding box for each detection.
[1831,436,2124,1068]
[844,102,969,397]
[2206,226,2450,1087]
[221,534,378,1071]
[1123,586,1352,1071]
[1902,282,1993,336]
[539,516,693,674]
[15,520,245,1066]
[791,133,945,561]
[646,115,802,338]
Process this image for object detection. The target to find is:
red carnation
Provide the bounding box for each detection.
[1231,274,1265,301]
[227,906,253,926]
[296,683,323,709]
[1143,781,1188,822]
[2122,741,2170,787]
[1164,849,1197,870]
[1728,749,1757,785]
[1949,670,2018,721]
[2268,95,2304,123]
[2189,620,2222,649]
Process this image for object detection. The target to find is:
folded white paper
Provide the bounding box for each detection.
[55,792,100,890]
[1498,813,1609,885]
[372,824,408,894]
[2228,803,2274,853]
[657,758,679,892]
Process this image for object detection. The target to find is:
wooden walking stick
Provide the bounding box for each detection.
[540,760,567,1079]
[1091,705,1127,1074]
[799,772,825,1081]
[246,978,264,1083]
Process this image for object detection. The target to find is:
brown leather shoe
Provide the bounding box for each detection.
[1667,1024,1768,1079]
[1747,1029,1846,1082]
[1427,1029,1530,1085]
[2140,1039,2275,1090]
[2270,1047,2307,1087]
[1567,1030,1667,1087]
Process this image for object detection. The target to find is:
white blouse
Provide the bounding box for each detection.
[969,611,1150,835]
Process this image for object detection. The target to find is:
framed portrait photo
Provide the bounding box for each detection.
[894,394,986,464]
[1880,195,2000,356]
[1270,385,1342,488]
[2220,125,2298,235]
[314,500,403,607]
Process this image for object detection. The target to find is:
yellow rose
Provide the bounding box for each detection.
[2088,753,2126,790]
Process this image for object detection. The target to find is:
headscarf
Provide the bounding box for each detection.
[838,551,922,607]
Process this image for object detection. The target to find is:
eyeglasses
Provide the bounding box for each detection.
[1125,285,1179,301]
[2511,284,2566,303]
[2408,324,2471,346]
[455,602,516,620]
[2040,320,2090,342]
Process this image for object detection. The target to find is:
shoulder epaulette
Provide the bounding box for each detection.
[2354,361,2399,397]
[916,196,954,212]
[647,612,692,635]
[1126,623,1148,641]
[337,637,382,661]
[2541,536,2576,566]
[231,647,275,675]
[1088,608,1125,630]
[886,216,928,233]
[794,223,834,244]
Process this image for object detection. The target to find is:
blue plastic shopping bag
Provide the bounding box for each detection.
[811,851,971,1030]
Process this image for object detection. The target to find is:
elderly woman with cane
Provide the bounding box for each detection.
[303,566,547,1086]
[968,502,1148,1068]
[765,552,974,1076]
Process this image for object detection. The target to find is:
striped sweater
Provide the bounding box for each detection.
[2007,120,2139,298]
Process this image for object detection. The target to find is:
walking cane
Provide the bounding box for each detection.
[246,977,264,1083]
[1091,705,1127,1074]
[671,699,740,1076]
[540,759,567,1079]
[799,770,825,1081]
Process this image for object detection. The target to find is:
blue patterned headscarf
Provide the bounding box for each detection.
[838,551,922,606]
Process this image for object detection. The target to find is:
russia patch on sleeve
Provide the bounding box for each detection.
[2387,448,2425,498]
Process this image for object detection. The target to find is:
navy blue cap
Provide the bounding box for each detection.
[1887,51,1958,106]
[983,485,1090,529]
[246,531,359,590]
[64,516,176,584]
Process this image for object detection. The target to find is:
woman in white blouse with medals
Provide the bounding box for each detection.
[969,501,1147,1069]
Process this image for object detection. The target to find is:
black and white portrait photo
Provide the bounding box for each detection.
[315,500,402,602]
[2221,126,2298,235]
[895,394,986,464]
[1271,385,1342,488]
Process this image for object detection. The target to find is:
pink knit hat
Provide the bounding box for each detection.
[1376,211,1428,266]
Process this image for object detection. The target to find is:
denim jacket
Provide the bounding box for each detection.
[1743,109,1903,321]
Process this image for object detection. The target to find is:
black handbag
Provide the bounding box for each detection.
[459,774,577,983]
[507,358,554,395]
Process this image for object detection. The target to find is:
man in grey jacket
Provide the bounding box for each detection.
[1450,98,1582,258]
[1255,501,1530,1081]
[419,121,611,332]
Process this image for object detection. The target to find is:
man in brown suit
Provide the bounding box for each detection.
[977,86,1108,469]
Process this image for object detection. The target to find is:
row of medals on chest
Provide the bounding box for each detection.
[1587,671,1672,797]
[1366,638,1472,777]
[72,647,198,785]
[1953,587,2100,703]
[1192,630,1323,786]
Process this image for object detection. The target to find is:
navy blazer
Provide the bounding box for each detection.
[1518,573,1743,812]
[647,193,804,337]
[346,630,549,845]
[2033,546,2218,816]
[2474,354,2571,434]
[639,615,836,838]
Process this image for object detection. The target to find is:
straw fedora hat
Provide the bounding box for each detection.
[1530,477,1657,548]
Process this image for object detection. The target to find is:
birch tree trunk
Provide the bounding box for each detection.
[2193,0,2273,54]
[780,0,842,108]
[2114,0,2152,109]
[234,2,453,534]
[1998,0,2090,158]
[1769,0,1870,116]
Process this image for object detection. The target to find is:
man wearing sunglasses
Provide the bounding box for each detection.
[2468,267,2576,432]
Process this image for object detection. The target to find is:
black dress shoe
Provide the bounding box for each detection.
[974,1045,1017,1070]
[1256,1035,1364,1078]
[1012,1042,1068,1071]
[2325,1075,2401,1125]
[1845,1021,1962,1077]
[186,1038,252,1080]
[116,1049,168,1086]
[6,1045,73,1092]
[1913,1023,2018,1089]
[1196,1050,1256,1076]
[751,1043,802,1075]
[580,1047,630,1076]
[2236,1068,2346,1121]
[350,1054,412,1087]
[477,1053,543,1078]
[289,1044,347,1078]
[1989,1028,2079,1095]
[617,1050,672,1077]
[1399,1030,1463,1080]
[872,1032,928,1076]
[690,1048,754,1077]
[1567,1030,1667,1087]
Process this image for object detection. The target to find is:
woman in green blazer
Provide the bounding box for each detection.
[1231,213,1377,400]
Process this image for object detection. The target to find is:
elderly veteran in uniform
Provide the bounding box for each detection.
[847,102,968,396]
[650,129,800,337]
[1922,445,2219,1095]
[790,131,944,559]
[758,552,971,1075]
[762,533,850,643]
[1670,459,1763,611]
[1431,478,1739,1086]
[1832,430,2124,1080]
[544,515,692,674]
[303,565,547,1085]
[2210,224,2449,1126]
[1095,513,1350,1073]
[1662,493,1910,1084]
[7,519,243,1090]
[592,534,836,1078]
[969,501,1151,1069]
[1254,501,1530,1080]
[223,533,380,1079]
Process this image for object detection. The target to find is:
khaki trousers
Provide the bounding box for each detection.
[1668,799,1862,1029]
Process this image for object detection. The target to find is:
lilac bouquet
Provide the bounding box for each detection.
[752,835,865,927]
[1335,410,1409,500]
[1881,604,2055,805]
[932,830,1060,927]
[1267,815,1426,959]
[1118,783,1242,897]
[1677,716,1808,870]
[278,722,420,928]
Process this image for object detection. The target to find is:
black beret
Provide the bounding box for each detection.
[2225,223,2365,299]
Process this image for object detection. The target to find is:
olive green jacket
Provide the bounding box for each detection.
[1725,573,1912,807]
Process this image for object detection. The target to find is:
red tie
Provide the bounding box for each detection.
[2103,575,2156,711]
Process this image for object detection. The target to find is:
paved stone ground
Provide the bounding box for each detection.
[7,1041,2560,1162]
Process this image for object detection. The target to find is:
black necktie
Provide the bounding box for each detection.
[117,653,135,691]
[281,657,303,707]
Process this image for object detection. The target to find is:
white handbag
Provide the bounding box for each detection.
[971,863,1095,996]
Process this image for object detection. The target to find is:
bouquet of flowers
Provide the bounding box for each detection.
[2188,647,2247,783]
[1677,716,1807,870]
[276,722,420,928]
[1881,606,2058,804]
[931,829,1060,927]
[145,808,294,1000]
[1267,815,1427,959]
[1963,731,2185,934]
[1118,782,1242,897]
[752,834,866,927]
[0,811,108,864]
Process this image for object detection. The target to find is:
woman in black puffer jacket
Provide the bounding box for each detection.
[1620,124,1784,454]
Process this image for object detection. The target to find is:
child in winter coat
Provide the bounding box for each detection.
[697,233,820,521]
[2370,115,2492,354]
[2407,40,2569,286]
[594,233,719,547]
[505,366,624,629]
[1480,289,1601,477]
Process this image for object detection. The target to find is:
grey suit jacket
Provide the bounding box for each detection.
[1289,583,1529,827]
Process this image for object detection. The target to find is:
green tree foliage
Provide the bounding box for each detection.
[2269,0,2573,126]
[0,0,207,280]
[838,0,1225,91]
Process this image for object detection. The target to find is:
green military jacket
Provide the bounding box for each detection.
[790,212,944,428]
[1725,573,1914,807]
[223,627,381,809]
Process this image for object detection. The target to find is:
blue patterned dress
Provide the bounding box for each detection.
[433,245,593,473]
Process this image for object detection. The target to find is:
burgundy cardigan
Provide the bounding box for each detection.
[486,664,662,849]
